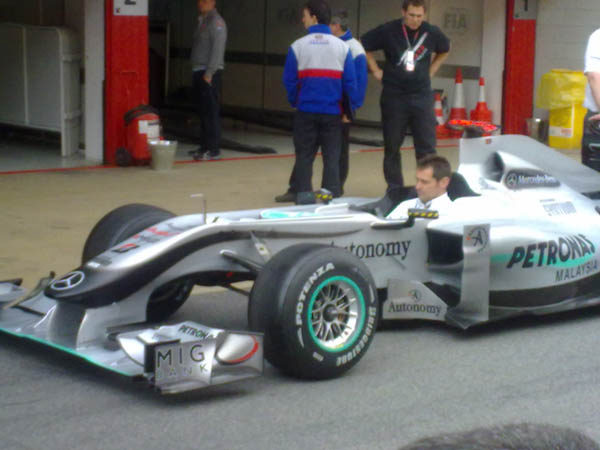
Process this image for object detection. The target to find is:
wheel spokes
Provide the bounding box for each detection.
[310,280,361,349]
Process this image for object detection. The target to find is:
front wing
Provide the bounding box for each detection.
[0,282,263,394]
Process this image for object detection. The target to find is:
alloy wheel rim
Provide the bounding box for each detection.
[308,276,365,352]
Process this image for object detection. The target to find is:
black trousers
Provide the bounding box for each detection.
[581,110,600,171]
[339,121,351,189]
[286,119,349,196]
[289,111,342,197]
[380,90,436,191]
[193,70,222,153]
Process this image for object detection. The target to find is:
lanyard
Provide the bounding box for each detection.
[402,24,419,50]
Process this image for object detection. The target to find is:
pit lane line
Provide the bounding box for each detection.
[0,143,459,176]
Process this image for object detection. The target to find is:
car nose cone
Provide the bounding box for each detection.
[215,334,260,365]
[50,271,85,291]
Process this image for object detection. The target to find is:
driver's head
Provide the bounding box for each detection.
[415,155,451,204]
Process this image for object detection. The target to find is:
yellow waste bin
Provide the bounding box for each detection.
[548,104,587,149]
[536,69,587,149]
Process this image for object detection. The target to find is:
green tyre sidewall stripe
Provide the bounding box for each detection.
[307,275,366,353]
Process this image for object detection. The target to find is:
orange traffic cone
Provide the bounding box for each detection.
[448,68,467,137]
[434,92,450,139]
[470,77,493,123]
[449,68,467,120]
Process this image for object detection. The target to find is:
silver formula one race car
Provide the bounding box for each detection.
[2,134,600,393]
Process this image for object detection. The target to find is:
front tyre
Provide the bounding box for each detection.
[82,203,193,322]
[248,244,379,380]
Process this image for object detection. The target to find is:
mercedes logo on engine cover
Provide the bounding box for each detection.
[51,271,85,291]
[505,173,518,189]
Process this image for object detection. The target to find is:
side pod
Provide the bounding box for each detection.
[446,224,491,328]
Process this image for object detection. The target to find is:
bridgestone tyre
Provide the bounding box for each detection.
[82,203,193,322]
[248,244,379,380]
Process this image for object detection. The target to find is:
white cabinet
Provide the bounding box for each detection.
[0,23,82,156]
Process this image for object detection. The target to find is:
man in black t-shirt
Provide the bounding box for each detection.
[361,0,450,203]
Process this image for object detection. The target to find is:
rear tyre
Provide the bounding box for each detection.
[248,244,379,380]
[82,203,193,322]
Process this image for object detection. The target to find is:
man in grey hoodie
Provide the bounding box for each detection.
[191,0,227,160]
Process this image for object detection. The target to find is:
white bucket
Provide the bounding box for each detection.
[149,140,177,171]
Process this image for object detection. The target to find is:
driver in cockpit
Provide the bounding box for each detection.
[387,154,453,219]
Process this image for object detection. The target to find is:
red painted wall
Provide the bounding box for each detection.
[503,0,537,134]
[104,0,149,164]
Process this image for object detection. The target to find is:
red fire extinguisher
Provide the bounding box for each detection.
[116,105,161,166]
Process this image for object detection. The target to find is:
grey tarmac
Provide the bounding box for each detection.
[1,290,600,450]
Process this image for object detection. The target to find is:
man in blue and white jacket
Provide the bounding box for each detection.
[278,0,359,205]
[329,10,368,195]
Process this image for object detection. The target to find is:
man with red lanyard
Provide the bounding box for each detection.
[361,0,449,208]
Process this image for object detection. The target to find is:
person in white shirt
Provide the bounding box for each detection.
[582,28,600,170]
[387,154,452,219]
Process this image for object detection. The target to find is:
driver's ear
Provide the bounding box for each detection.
[440,176,451,190]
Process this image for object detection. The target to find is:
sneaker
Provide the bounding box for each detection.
[274,191,296,203]
[194,151,221,161]
[192,151,207,161]
[207,151,221,160]
[314,188,333,203]
[318,187,342,198]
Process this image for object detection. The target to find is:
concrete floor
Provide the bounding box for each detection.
[0,120,386,172]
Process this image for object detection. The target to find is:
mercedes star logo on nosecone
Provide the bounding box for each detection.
[51,271,85,291]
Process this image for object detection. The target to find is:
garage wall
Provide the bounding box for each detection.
[429,0,485,121]
[159,0,492,123]
[223,0,486,122]
[149,0,196,103]
[0,0,64,26]
[64,0,83,39]
[220,0,265,110]
[533,0,600,118]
